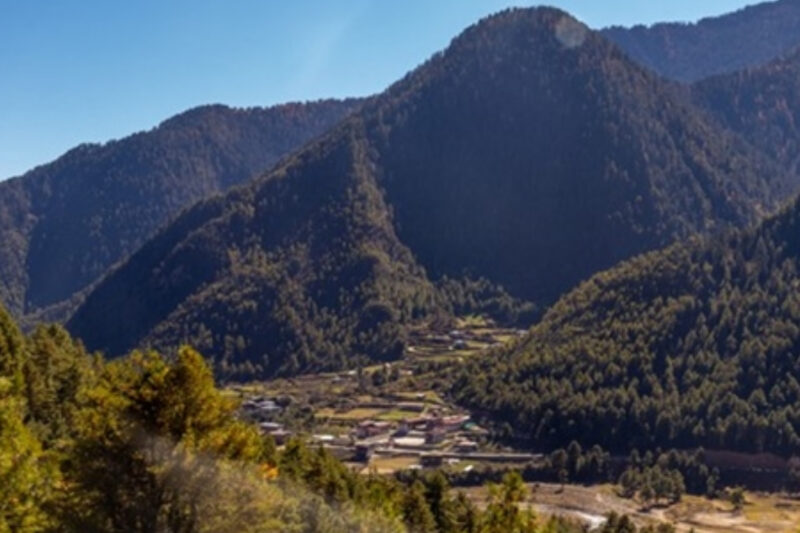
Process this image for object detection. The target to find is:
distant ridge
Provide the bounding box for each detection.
[693,47,800,186]
[0,99,363,319]
[69,8,789,378]
[603,0,800,82]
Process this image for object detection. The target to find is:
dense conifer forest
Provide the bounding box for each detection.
[0,99,361,321]
[693,48,800,184]
[67,8,791,378]
[603,0,800,82]
[452,195,800,456]
[7,2,800,528]
[1,302,667,532]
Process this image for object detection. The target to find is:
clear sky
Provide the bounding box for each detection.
[0,0,757,180]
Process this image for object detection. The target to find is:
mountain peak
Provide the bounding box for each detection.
[449,6,593,56]
[68,5,786,377]
[477,6,580,29]
[603,0,800,81]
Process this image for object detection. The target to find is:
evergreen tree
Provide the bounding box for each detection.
[0,378,57,531]
[402,481,437,533]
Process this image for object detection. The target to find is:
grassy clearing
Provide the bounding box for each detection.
[743,491,800,519]
[456,315,490,328]
[316,407,384,420]
[377,409,419,421]
[463,483,800,533]
[370,455,420,473]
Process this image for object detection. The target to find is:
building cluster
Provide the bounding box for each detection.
[410,325,526,353]
[240,387,498,457]
[241,396,293,443]
[417,328,476,351]
[351,411,489,461]
[232,318,539,473]
[240,392,540,470]
[242,396,281,415]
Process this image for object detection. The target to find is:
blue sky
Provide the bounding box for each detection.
[0,0,756,180]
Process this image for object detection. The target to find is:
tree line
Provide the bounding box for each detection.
[451,197,800,458]
[2,303,669,532]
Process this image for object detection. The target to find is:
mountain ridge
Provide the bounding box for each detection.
[68,7,791,377]
[451,192,800,455]
[692,46,800,185]
[602,0,800,82]
[0,98,363,319]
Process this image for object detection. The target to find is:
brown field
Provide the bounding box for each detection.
[460,483,800,533]
[367,455,421,474]
[315,407,384,420]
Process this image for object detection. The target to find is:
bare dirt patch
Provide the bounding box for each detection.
[460,483,800,532]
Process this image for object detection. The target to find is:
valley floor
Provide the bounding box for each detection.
[461,482,800,533]
[227,316,528,467]
[225,315,800,532]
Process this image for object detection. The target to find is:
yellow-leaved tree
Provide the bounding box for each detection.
[0,378,58,532]
[67,346,279,532]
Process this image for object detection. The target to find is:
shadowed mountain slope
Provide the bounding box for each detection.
[603,0,800,82]
[0,99,362,319]
[452,194,800,455]
[69,8,788,377]
[693,47,800,186]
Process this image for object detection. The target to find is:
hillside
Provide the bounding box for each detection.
[0,297,604,533]
[0,99,361,319]
[452,194,800,456]
[603,0,800,82]
[69,125,446,378]
[69,7,788,378]
[693,48,800,182]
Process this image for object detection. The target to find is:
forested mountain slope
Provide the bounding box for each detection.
[70,126,443,378]
[603,0,800,82]
[69,7,788,378]
[452,194,800,456]
[0,99,361,319]
[693,48,800,183]
[0,298,601,533]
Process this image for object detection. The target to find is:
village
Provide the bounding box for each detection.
[231,317,538,474]
[225,316,800,533]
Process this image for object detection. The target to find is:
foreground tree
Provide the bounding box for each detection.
[0,307,25,390]
[0,303,622,533]
[402,480,437,533]
[0,378,57,532]
[22,324,98,444]
[67,347,269,532]
[729,487,746,513]
[480,471,538,533]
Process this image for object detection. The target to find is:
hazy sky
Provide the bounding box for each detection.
[0,0,757,179]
